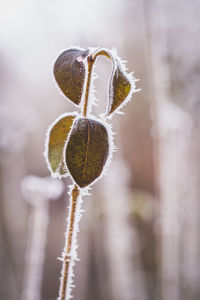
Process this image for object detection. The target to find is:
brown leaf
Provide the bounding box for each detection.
[93,48,132,116]
[54,48,89,105]
[65,118,109,187]
[46,114,76,175]
[108,60,131,115]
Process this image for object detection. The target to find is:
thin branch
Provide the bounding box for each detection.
[82,49,111,117]
[82,56,94,117]
[59,185,80,300]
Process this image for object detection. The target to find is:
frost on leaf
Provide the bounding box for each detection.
[65,118,109,188]
[46,114,76,176]
[54,48,89,105]
[108,59,131,115]
[93,48,133,116]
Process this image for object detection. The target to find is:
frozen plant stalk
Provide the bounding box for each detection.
[44,47,138,300]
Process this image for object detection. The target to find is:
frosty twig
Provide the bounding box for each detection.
[59,185,80,300]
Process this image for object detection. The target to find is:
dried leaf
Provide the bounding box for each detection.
[47,114,76,175]
[65,118,109,187]
[108,60,131,115]
[54,48,89,105]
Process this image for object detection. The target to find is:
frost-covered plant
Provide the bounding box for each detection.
[44,47,138,300]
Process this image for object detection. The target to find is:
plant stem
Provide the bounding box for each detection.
[59,49,103,299]
[82,55,94,117]
[59,184,80,300]
[82,49,111,117]
[59,50,95,300]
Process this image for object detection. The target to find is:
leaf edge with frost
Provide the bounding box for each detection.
[91,47,138,118]
[53,47,89,106]
[44,112,77,179]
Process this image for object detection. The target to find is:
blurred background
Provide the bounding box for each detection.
[0,0,200,299]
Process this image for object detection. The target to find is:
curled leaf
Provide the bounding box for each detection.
[108,60,132,115]
[46,114,76,176]
[93,48,132,116]
[54,48,89,105]
[65,118,109,187]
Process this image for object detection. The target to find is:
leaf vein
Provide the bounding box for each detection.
[82,119,90,177]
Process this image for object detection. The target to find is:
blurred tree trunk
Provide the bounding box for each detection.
[142,1,191,299]
[0,156,26,300]
[143,0,200,299]
[0,164,18,300]
[180,129,200,300]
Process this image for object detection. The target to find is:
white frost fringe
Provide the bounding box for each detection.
[58,185,87,300]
